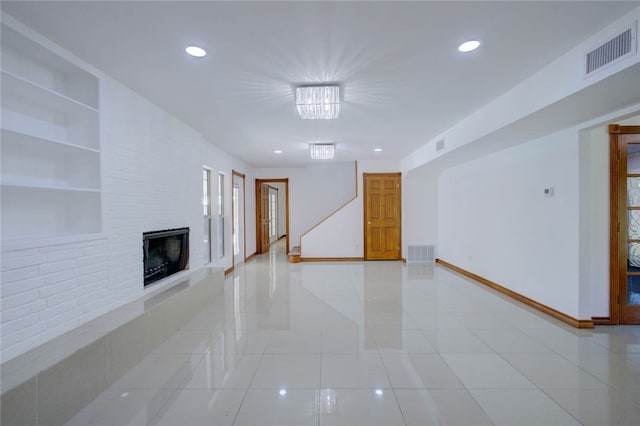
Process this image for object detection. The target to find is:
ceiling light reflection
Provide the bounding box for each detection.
[315,389,336,414]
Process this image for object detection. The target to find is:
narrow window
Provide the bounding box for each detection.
[233,183,240,257]
[269,191,277,240]
[218,172,225,258]
[203,169,212,264]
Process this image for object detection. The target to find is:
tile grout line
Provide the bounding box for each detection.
[482,335,589,426]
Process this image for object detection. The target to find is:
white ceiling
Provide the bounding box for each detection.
[2,1,638,167]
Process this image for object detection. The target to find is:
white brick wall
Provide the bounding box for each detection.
[1,58,255,362]
[1,238,108,361]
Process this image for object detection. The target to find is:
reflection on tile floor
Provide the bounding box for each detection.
[3,239,640,425]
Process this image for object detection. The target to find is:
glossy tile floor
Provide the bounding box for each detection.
[54,241,640,424]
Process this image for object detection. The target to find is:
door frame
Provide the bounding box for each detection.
[267,185,280,244]
[609,124,640,324]
[256,178,290,255]
[231,170,246,266]
[363,172,402,261]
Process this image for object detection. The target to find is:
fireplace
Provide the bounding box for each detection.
[143,227,189,286]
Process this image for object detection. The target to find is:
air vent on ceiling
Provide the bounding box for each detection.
[585,24,636,76]
[435,139,445,152]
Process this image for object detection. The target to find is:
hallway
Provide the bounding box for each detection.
[17,240,640,425]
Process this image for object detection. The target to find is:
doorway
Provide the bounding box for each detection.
[256,178,289,255]
[363,173,401,260]
[232,170,246,267]
[268,185,280,245]
[610,125,640,324]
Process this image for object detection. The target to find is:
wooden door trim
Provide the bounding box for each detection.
[437,259,594,328]
[267,185,279,244]
[255,178,289,255]
[363,172,402,261]
[609,125,640,325]
[232,170,246,265]
[609,125,620,324]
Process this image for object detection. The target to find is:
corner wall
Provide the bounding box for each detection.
[403,165,439,259]
[438,128,582,317]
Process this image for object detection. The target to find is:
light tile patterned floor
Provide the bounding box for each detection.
[63,240,640,425]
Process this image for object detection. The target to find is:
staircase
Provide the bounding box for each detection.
[288,246,301,263]
[286,161,359,263]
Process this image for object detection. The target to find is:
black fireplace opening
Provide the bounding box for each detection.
[143,227,189,286]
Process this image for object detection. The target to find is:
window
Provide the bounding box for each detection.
[217,172,225,258]
[203,169,212,264]
[269,191,277,239]
[233,184,240,257]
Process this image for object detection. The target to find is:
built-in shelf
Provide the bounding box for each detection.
[1,129,100,190]
[1,128,100,154]
[1,186,102,239]
[2,70,99,112]
[1,23,98,108]
[1,233,107,253]
[1,21,102,241]
[1,183,101,193]
[2,71,99,150]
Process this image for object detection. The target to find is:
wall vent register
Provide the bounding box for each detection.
[585,22,636,76]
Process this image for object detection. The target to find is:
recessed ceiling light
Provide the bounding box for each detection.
[185,46,206,57]
[458,40,480,53]
[374,148,383,152]
[274,150,283,154]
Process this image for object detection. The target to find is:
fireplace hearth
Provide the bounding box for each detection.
[143,228,189,286]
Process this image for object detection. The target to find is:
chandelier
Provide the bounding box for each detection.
[296,85,340,119]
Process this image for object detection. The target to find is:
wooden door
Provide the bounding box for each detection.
[611,124,640,324]
[256,178,290,255]
[260,183,270,254]
[255,181,271,254]
[268,186,279,244]
[364,173,401,260]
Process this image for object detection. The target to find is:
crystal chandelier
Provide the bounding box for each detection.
[296,85,340,119]
[309,144,335,160]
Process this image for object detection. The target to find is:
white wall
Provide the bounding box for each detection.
[401,105,639,321]
[401,5,640,321]
[1,65,254,362]
[103,75,254,283]
[255,163,357,246]
[438,128,582,317]
[302,160,401,258]
[403,165,439,257]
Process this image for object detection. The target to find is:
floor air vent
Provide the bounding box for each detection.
[407,245,435,262]
[585,25,635,76]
